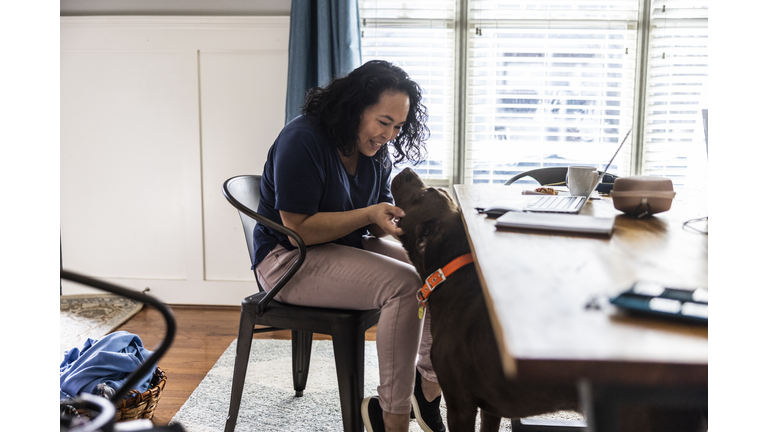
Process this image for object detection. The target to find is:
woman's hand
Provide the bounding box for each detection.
[367,203,405,239]
[279,203,404,247]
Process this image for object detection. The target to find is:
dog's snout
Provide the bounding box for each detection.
[401,167,416,182]
[392,168,416,194]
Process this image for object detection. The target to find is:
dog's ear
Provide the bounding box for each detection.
[415,219,442,256]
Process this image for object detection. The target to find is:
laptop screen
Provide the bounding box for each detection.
[583,127,633,197]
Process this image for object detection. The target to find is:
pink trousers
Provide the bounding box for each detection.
[255,237,436,414]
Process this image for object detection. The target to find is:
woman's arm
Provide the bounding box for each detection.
[365,214,402,241]
[280,202,405,247]
[367,222,392,239]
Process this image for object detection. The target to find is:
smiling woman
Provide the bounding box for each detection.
[251,60,449,432]
[355,91,410,161]
[301,60,429,168]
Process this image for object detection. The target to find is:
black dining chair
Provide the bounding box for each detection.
[221,175,381,432]
[506,166,618,195]
[504,166,569,186]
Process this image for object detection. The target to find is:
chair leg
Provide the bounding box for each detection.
[224,311,256,432]
[331,326,367,432]
[292,330,313,397]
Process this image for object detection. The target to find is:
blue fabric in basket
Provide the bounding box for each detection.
[60,331,155,401]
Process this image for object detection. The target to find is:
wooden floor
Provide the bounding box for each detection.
[117,305,377,426]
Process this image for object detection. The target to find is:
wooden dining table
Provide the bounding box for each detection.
[453,183,708,431]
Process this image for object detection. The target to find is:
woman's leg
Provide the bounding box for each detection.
[255,241,423,415]
[416,307,442,401]
[362,238,443,430]
[361,238,441,390]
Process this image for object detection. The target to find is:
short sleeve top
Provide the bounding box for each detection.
[252,115,393,268]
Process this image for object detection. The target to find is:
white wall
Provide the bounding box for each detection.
[61,16,289,305]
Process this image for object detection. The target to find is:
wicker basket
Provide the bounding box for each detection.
[114,367,167,421]
[64,367,167,423]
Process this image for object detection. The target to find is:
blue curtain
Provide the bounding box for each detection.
[285,0,362,124]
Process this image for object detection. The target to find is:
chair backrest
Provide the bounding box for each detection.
[222,175,307,314]
[504,166,568,186]
[223,175,262,262]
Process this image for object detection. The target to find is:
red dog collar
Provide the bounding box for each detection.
[417,253,475,305]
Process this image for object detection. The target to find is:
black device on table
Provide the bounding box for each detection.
[609,280,708,324]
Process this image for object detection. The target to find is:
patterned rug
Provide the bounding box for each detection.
[59,294,144,359]
[170,339,584,432]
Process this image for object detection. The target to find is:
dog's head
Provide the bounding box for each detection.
[391,168,469,276]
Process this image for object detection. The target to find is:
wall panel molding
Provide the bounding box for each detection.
[61,16,289,305]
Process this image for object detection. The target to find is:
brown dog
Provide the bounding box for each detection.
[391,168,580,432]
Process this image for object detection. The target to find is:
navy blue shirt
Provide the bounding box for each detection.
[252,115,393,268]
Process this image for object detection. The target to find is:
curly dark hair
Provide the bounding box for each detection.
[301,60,429,167]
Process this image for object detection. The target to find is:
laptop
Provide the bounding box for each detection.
[524,127,632,214]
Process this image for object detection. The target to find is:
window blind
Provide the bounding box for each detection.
[359,1,456,184]
[359,0,709,189]
[641,0,708,188]
[466,0,639,184]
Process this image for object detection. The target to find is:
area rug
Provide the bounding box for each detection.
[170,339,583,432]
[60,294,144,359]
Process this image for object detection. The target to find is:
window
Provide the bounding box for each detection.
[360,1,457,185]
[359,0,708,188]
[641,0,709,188]
[467,0,639,184]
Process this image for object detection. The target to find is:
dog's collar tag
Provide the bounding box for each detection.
[417,253,475,317]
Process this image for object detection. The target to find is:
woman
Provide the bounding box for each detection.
[252,60,444,432]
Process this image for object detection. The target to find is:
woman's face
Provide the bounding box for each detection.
[356,91,410,157]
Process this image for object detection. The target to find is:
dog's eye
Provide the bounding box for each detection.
[419,188,439,198]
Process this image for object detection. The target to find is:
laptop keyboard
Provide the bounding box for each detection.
[529,196,582,211]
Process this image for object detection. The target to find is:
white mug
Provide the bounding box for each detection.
[566,166,599,197]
